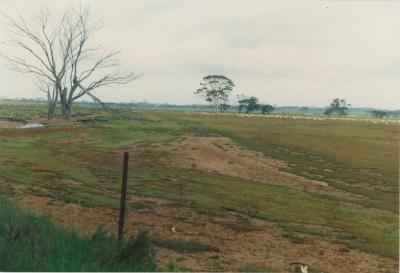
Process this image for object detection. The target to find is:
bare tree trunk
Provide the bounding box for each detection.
[47,101,56,120]
[213,101,219,114]
[46,85,58,120]
[59,87,72,119]
[39,83,58,120]
[61,103,72,119]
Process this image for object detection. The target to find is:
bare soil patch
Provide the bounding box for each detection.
[152,134,364,201]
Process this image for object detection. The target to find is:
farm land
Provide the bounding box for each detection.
[0,103,399,272]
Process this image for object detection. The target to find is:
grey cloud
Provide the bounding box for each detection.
[141,0,185,13]
[0,0,399,109]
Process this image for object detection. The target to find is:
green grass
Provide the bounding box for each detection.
[86,119,178,148]
[132,167,398,258]
[159,112,399,212]
[0,103,46,118]
[0,195,158,272]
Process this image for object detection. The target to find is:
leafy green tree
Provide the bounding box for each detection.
[195,75,235,113]
[238,96,260,114]
[324,98,350,116]
[261,104,274,114]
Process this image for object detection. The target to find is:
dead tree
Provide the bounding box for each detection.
[74,77,116,115]
[36,79,58,119]
[1,7,137,119]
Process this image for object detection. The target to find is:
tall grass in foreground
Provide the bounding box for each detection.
[0,196,158,272]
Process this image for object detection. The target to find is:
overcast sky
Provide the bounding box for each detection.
[0,0,399,109]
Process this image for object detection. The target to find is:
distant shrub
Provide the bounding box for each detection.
[261,104,275,114]
[238,96,260,114]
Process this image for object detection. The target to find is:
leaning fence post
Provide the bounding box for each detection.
[118,151,129,241]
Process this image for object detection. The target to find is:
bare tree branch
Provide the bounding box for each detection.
[1,6,137,119]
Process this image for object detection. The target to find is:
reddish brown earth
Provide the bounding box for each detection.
[150,135,364,201]
[4,187,396,273]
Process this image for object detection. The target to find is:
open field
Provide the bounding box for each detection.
[0,104,399,272]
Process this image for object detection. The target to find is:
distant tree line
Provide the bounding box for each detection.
[370,110,388,119]
[195,76,399,119]
[323,98,397,119]
[195,75,275,115]
[195,78,399,119]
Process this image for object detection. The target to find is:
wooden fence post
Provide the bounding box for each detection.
[118,151,129,241]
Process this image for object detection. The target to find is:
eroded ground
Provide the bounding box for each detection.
[155,134,365,201]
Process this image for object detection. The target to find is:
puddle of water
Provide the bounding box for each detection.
[19,123,44,129]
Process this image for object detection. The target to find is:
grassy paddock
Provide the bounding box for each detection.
[153,111,399,211]
[132,167,398,258]
[0,105,398,259]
